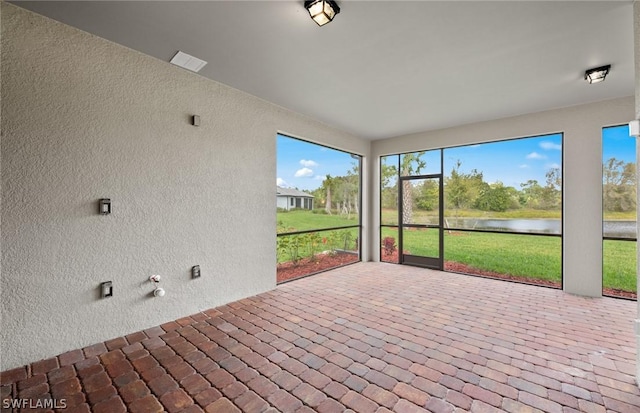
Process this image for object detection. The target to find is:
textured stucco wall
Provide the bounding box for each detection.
[0,4,369,370]
[372,96,634,298]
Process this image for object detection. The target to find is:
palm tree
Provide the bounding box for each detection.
[400,153,426,223]
[323,175,334,214]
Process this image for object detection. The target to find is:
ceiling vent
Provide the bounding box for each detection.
[170,51,207,73]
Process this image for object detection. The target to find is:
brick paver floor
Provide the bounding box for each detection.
[2,262,639,412]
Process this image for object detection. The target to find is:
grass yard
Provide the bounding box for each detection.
[277,210,360,264]
[381,227,637,294]
[277,210,636,295]
[381,208,563,225]
[444,232,561,283]
[603,239,637,293]
[382,227,561,283]
[278,209,359,233]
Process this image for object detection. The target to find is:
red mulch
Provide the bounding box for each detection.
[602,288,637,300]
[444,261,561,288]
[277,252,359,283]
[380,250,636,300]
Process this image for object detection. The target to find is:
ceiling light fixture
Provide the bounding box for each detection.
[305,0,340,27]
[584,65,611,84]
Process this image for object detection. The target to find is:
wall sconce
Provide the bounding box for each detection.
[629,120,640,138]
[305,0,340,26]
[99,198,111,215]
[100,281,113,298]
[584,65,610,84]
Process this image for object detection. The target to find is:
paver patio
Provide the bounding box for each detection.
[1,262,638,412]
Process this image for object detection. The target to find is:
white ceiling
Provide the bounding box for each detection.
[12,1,635,140]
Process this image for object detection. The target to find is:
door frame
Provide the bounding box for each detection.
[398,174,444,270]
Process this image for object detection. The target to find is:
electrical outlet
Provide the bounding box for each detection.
[192,265,201,278]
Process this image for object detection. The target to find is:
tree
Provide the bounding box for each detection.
[474,182,511,212]
[322,175,334,214]
[603,158,636,212]
[540,168,561,210]
[335,163,359,219]
[445,160,484,218]
[519,179,543,209]
[380,161,399,210]
[415,179,439,211]
[400,153,426,223]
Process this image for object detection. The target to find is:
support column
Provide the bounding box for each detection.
[634,0,640,387]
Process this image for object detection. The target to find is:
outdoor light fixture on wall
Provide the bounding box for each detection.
[584,65,611,84]
[99,198,111,215]
[305,0,340,26]
[629,120,640,138]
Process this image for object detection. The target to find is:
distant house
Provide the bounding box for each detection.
[277,186,314,211]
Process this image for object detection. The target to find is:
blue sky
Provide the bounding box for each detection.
[443,134,563,188]
[382,134,564,189]
[603,124,634,164]
[279,125,633,191]
[277,134,359,191]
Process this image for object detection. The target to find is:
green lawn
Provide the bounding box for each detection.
[381,227,636,293]
[382,208,636,223]
[603,239,637,292]
[278,209,359,233]
[381,208,563,225]
[277,210,636,294]
[382,228,561,283]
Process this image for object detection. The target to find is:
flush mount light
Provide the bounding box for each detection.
[584,65,611,84]
[305,0,340,26]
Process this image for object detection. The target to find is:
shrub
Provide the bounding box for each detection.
[277,234,304,265]
[382,237,397,255]
[341,231,354,251]
[326,230,341,254]
[304,232,322,261]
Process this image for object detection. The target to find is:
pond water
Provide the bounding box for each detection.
[445,218,636,238]
[603,220,637,238]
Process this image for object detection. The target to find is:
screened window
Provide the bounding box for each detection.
[277,134,361,283]
[380,134,563,288]
[602,125,636,299]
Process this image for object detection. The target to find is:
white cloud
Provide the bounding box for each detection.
[294,167,314,177]
[547,163,561,169]
[277,177,288,187]
[540,141,562,151]
[526,152,546,160]
[300,159,319,168]
[519,164,529,169]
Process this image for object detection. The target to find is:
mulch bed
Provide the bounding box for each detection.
[277,252,359,283]
[602,288,637,300]
[381,250,636,300]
